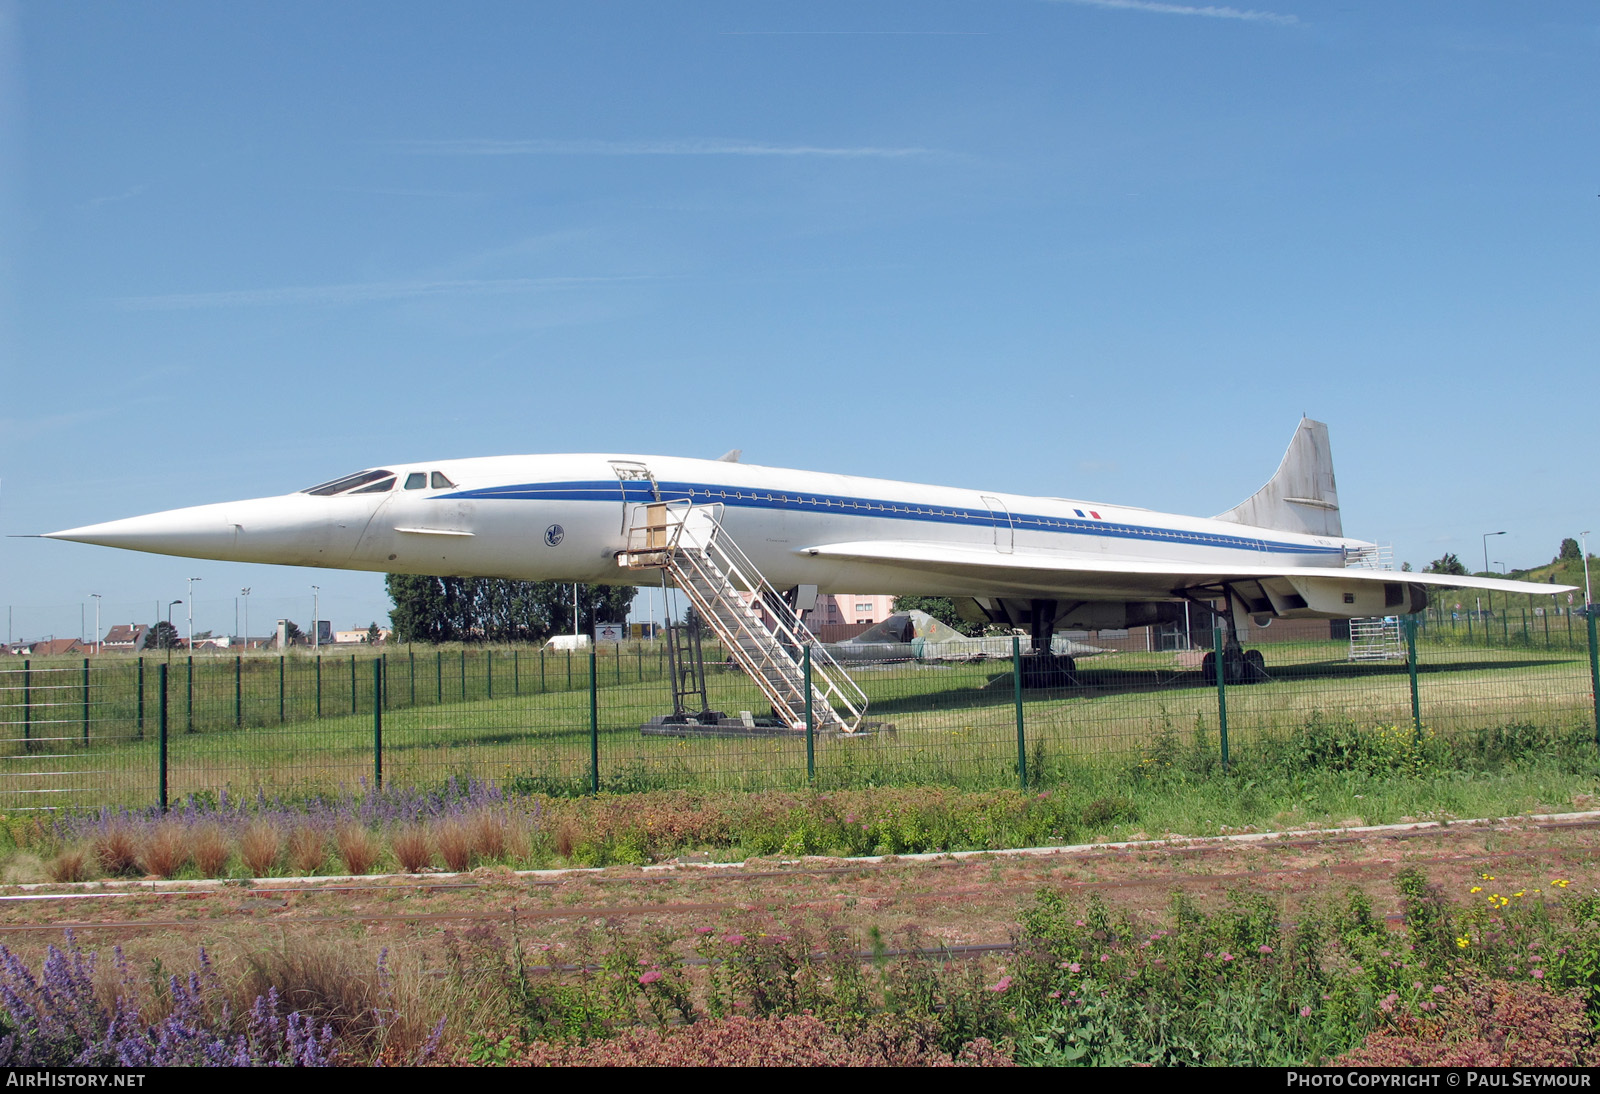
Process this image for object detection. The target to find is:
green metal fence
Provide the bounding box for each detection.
[0,612,1596,811]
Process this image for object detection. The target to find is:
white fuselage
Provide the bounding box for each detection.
[48,452,1367,604]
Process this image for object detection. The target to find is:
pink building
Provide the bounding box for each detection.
[738,591,898,641]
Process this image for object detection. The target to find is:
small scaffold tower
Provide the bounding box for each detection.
[1348,617,1404,661]
[617,497,868,734]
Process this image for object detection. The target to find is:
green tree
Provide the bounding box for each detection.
[385,575,636,644]
[1559,537,1581,562]
[143,621,180,650]
[1423,552,1467,576]
[365,622,382,644]
[890,596,984,637]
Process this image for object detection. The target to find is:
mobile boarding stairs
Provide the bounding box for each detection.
[617,498,869,735]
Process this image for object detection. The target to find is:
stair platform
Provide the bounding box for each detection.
[640,713,895,739]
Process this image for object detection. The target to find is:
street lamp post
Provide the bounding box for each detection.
[1482,531,1506,576]
[1582,532,1594,610]
[166,600,182,654]
[1483,531,1506,623]
[311,586,320,650]
[90,594,101,655]
[241,588,251,651]
[187,577,201,652]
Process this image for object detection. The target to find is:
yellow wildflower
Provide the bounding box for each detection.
[1470,886,1482,894]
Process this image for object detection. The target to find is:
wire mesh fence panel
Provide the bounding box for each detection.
[596,643,810,793]
[0,659,158,810]
[1411,613,1594,750]
[1021,641,1223,780]
[825,655,1023,789]
[0,610,1595,813]
[165,656,376,806]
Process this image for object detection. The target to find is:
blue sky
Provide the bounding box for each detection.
[2,0,1596,642]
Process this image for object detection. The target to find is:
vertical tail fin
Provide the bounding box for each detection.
[1214,418,1342,538]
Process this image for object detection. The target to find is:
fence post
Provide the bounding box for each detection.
[804,645,815,784]
[540,649,546,692]
[588,645,600,795]
[1587,611,1600,761]
[381,653,388,708]
[487,649,493,700]
[81,658,90,744]
[21,659,30,751]
[185,656,194,733]
[514,649,519,695]
[157,662,168,812]
[315,656,322,719]
[1213,624,1230,772]
[234,655,242,727]
[373,658,383,790]
[461,649,467,701]
[278,655,285,723]
[435,649,442,704]
[1012,635,1027,789]
[351,654,357,714]
[136,657,145,738]
[409,648,416,706]
[1404,615,1422,739]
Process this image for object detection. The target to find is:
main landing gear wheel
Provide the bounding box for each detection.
[1021,654,1078,689]
[1199,650,1269,685]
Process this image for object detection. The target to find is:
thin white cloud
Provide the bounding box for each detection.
[385,138,937,158]
[115,275,653,312]
[721,30,988,36]
[1048,0,1297,25]
[84,184,149,210]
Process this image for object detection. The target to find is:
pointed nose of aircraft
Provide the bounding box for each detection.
[45,495,370,567]
[46,501,243,557]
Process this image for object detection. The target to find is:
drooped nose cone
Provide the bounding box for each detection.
[45,494,373,567]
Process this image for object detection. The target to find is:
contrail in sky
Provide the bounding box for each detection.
[1047,0,1298,25]
[385,138,936,158]
[115,276,650,311]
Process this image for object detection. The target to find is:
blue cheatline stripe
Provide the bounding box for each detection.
[438,479,1346,559]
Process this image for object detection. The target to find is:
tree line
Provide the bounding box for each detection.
[385,575,636,644]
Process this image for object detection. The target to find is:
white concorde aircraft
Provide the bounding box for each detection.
[42,419,1575,678]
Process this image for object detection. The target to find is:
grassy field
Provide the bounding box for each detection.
[0,631,1592,811]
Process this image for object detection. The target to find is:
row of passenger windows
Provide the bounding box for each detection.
[682,487,1269,550]
[302,469,455,497]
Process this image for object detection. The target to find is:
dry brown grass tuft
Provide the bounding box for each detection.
[93,825,140,877]
[287,826,326,875]
[138,824,190,879]
[469,812,506,861]
[240,822,283,876]
[505,817,531,864]
[553,819,580,861]
[335,825,380,875]
[434,820,471,872]
[237,936,443,1064]
[391,826,432,873]
[46,848,89,883]
[191,824,230,878]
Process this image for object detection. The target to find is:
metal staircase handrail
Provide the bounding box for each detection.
[626,500,867,730]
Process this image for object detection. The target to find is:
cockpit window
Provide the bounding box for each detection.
[404,472,428,490]
[431,471,455,489]
[302,469,396,496]
[349,476,395,494]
